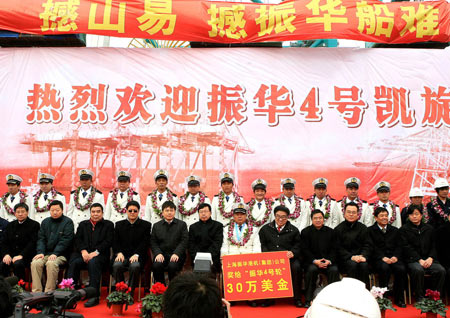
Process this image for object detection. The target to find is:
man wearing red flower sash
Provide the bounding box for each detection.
[178,175,210,228]
[427,178,450,228]
[0,174,32,222]
[67,169,104,231]
[104,171,140,224]
[247,179,273,229]
[401,188,426,225]
[143,169,178,227]
[272,178,308,231]
[212,172,242,227]
[304,178,338,228]
[335,177,370,227]
[368,181,401,228]
[29,173,66,224]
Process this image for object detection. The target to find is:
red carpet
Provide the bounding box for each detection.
[56,288,445,318]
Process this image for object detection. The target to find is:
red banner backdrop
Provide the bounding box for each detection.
[1,0,450,44]
[222,251,293,301]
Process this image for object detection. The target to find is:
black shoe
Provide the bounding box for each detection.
[260,299,275,307]
[395,300,406,308]
[294,299,304,308]
[247,300,258,307]
[84,297,99,308]
[304,301,311,308]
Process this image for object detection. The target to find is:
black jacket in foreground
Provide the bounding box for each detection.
[259,221,301,259]
[367,223,402,262]
[75,218,114,258]
[334,220,371,262]
[300,224,337,265]
[427,198,450,228]
[113,218,151,261]
[151,218,188,258]
[188,218,223,260]
[1,217,40,262]
[436,221,450,268]
[399,220,437,263]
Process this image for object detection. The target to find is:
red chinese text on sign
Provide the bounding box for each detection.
[253,84,294,126]
[207,84,247,125]
[328,86,367,128]
[114,83,154,124]
[70,84,108,124]
[421,86,450,128]
[374,86,415,127]
[161,85,200,124]
[26,83,64,124]
[299,87,322,121]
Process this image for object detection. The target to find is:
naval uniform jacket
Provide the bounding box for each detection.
[67,187,104,231]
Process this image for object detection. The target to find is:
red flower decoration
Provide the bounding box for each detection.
[115,281,129,292]
[425,289,441,301]
[150,282,167,295]
[18,279,25,287]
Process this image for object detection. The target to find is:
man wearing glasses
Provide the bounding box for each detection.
[112,201,151,300]
[259,205,303,308]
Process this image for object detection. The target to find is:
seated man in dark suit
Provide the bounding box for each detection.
[436,213,450,295]
[151,201,188,285]
[400,204,445,302]
[188,203,223,274]
[301,209,340,307]
[112,201,151,299]
[67,203,114,307]
[1,203,39,280]
[368,206,406,307]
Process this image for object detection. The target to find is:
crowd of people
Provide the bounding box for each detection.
[0,169,449,309]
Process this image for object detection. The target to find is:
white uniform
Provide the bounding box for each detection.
[334,197,371,227]
[143,189,179,227]
[221,222,261,256]
[303,195,338,228]
[212,192,243,227]
[67,187,105,231]
[0,191,33,222]
[247,199,274,229]
[104,189,140,224]
[367,201,402,228]
[29,190,67,224]
[272,195,308,231]
[178,192,211,228]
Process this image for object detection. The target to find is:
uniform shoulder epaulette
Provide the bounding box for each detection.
[133,191,139,195]
[172,193,177,197]
[56,191,64,196]
[96,189,103,194]
[214,194,219,197]
[362,200,367,203]
[71,190,76,194]
[369,202,374,206]
[110,190,114,193]
[337,199,343,203]
[275,198,280,201]
[395,204,399,207]
[330,197,336,201]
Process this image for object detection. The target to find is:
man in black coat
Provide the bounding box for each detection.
[67,203,114,307]
[151,201,188,285]
[259,205,303,308]
[400,204,445,302]
[427,178,450,228]
[301,209,340,307]
[1,203,39,280]
[368,207,406,307]
[334,202,371,286]
[436,213,450,294]
[188,203,223,274]
[112,201,151,297]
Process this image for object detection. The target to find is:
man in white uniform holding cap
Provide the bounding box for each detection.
[104,171,140,224]
[272,178,308,231]
[304,178,338,228]
[212,172,243,227]
[368,181,401,228]
[178,175,210,228]
[427,178,450,228]
[144,169,178,226]
[0,174,32,222]
[30,173,66,224]
[335,177,370,227]
[247,179,274,229]
[401,187,426,225]
[67,169,104,231]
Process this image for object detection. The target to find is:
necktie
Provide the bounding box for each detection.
[319,200,323,207]
[226,195,229,202]
[382,227,386,234]
[159,193,163,201]
[278,226,282,233]
[288,198,292,204]
[191,196,195,202]
[120,193,124,199]
[44,194,48,200]
[82,191,87,198]
[383,203,387,208]
[10,196,14,202]
[238,225,243,232]
[257,202,262,209]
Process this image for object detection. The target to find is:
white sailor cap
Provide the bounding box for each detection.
[251,178,267,191]
[434,178,449,189]
[78,169,94,179]
[6,174,22,184]
[312,177,328,188]
[39,173,55,183]
[344,177,360,188]
[220,172,234,183]
[374,181,391,192]
[409,187,424,197]
[232,202,248,214]
[281,178,296,188]
[186,175,201,186]
[117,170,131,181]
[154,169,169,180]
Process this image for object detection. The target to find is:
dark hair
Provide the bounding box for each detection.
[407,204,423,215]
[373,207,388,217]
[14,202,29,212]
[49,200,63,210]
[273,205,290,216]
[162,200,176,211]
[311,209,324,219]
[198,203,211,212]
[344,201,359,212]
[436,186,449,194]
[126,200,140,210]
[163,272,224,318]
[90,202,104,212]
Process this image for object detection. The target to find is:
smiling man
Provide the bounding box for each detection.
[304,178,338,228]
[30,173,66,224]
[178,175,210,228]
[0,174,32,222]
[212,172,243,227]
